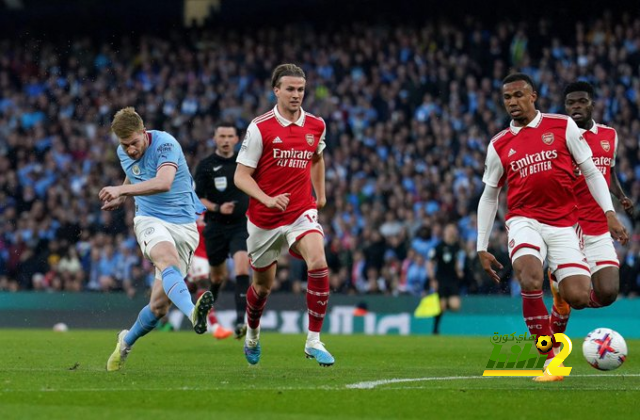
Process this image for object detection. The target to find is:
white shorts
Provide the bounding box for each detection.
[580,231,619,274]
[187,255,210,282]
[247,209,324,270]
[134,215,199,278]
[506,216,590,281]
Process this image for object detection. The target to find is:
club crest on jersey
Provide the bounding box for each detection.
[601,140,610,152]
[541,132,554,145]
[132,165,141,176]
[305,134,315,146]
[214,176,227,192]
[509,239,515,248]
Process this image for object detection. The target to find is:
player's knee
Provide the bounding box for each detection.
[564,289,590,309]
[595,283,618,306]
[593,270,619,307]
[449,301,461,312]
[515,269,543,291]
[251,280,272,298]
[305,256,327,271]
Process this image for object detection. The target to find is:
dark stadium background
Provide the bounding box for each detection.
[0,0,639,336]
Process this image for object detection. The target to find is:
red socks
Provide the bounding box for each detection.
[246,285,268,329]
[522,289,552,338]
[307,268,330,332]
[549,305,569,335]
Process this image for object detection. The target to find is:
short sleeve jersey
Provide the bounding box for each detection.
[236,106,326,229]
[117,130,205,224]
[482,112,592,227]
[574,122,618,235]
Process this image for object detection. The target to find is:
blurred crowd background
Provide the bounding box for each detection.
[1,1,640,297]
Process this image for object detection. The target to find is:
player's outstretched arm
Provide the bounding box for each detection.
[610,171,634,217]
[101,176,131,210]
[99,165,176,203]
[311,153,326,209]
[476,185,503,283]
[578,159,629,245]
[234,163,290,211]
[566,118,628,244]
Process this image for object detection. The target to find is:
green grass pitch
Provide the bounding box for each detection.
[0,330,638,419]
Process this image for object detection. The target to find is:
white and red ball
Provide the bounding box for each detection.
[583,328,627,371]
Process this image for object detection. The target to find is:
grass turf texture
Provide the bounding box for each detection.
[0,330,638,419]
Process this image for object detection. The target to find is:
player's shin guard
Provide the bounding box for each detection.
[550,305,569,335]
[522,290,553,359]
[246,284,268,329]
[124,305,160,346]
[307,268,330,332]
[162,266,195,317]
[235,274,249,325]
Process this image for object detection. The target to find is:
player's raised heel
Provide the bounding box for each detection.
[192,291,215,334]
[106,329,131,372]
[304,340,335,367]
[244,339,261,365]
[234,323,247,340]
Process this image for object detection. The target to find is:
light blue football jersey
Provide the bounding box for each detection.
[117,130,205,224]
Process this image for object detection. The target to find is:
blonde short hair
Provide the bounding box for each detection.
[111,107,144,139]
[271,63,306,88]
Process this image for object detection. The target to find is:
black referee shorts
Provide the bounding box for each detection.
[203,222,249,267]
[438,280,461,298]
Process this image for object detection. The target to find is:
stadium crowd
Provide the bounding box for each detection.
[1,12,640,297]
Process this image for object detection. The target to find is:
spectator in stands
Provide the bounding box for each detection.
[0,12,639,296]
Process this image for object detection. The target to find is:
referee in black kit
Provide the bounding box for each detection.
[427,223,464,335]
[194,123,250,338]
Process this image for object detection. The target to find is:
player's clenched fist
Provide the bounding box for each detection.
[101,196,126,211]
[99,186,122,202]
[264,193,291,211]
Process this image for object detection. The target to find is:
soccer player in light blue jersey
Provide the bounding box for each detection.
[100,107,214,371]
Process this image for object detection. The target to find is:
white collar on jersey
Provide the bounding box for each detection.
[509,110,542,134]
[579,120,598,134]
[273,105,306,127]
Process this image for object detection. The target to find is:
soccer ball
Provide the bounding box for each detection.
[53,322,69,332]
[535,335,554,353]
[582,328,627,371]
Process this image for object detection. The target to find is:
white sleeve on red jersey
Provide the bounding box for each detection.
[236,122,263,168]
[565,118,592,165]
[316,119,327,155]
[612,130,618,167]
[476,185,501,252]
[579,158,615,213]
[481,142,504,187]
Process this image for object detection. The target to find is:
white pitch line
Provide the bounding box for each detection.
[2,374,639,393]
[346,373,640,389]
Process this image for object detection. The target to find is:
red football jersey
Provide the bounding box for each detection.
[194,215,207,259]
[237,106,326,229]
[483,112,592,227]
[573,123,618,235]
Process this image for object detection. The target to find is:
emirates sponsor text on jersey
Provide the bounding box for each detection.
[273,148,314,168]
[510,150,558,177]
[592,156,612,174]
